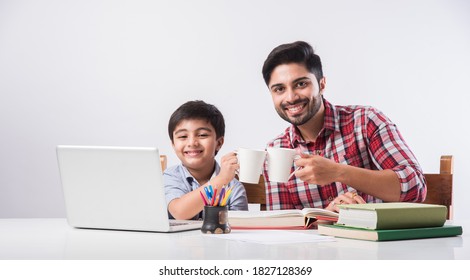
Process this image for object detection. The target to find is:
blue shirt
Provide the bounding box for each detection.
[164,162,248,220]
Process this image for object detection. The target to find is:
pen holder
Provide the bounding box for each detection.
[201,205,231,234]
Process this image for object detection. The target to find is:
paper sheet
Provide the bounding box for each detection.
[203,230,335,244]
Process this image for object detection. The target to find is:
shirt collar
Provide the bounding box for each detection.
[289,97,337,145]
[322,98,337,132]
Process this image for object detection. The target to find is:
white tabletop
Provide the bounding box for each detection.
[0,218,468,260]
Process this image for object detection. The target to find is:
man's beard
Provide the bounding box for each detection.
[276,98,322,126]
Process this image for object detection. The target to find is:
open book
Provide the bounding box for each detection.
[228,208,338,229]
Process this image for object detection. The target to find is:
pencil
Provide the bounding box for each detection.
[221,187,233,206]
[211,189,218,206]
[218,187,226,206]
[199,191,209,206]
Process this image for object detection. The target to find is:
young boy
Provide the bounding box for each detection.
[164,100,248,220]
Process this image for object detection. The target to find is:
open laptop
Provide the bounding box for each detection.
[56,145,202,232]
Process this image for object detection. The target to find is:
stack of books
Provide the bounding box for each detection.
[317,203,463,241]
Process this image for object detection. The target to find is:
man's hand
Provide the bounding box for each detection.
[325,192,366,212]
[294,153,343,185]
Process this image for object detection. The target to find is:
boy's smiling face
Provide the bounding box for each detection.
[172,118,223,173]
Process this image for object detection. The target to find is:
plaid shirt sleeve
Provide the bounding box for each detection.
[366,108,427,202]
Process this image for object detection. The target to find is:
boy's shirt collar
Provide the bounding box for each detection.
[182,162,220,186]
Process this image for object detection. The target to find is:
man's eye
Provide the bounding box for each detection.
[273,87,285,93]
[296,81,308,88]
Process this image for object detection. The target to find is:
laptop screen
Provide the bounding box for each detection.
[57,146,174,232]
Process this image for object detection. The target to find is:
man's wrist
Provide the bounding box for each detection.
[335,163,349,184]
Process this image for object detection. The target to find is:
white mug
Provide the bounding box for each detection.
[266,147,297,183]
[236,148,267,184]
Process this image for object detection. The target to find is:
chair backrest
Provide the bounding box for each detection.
[423,155,453,219]
[244,155,454,218]
[243,176,267,210]
[160,155,167,171]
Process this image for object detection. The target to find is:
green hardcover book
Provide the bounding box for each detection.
[317,224,463,241]
[336,202,447,230]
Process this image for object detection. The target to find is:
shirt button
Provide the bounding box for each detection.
[328,196,334,201]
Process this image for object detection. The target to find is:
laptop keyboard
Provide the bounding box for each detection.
[170,221,190,226]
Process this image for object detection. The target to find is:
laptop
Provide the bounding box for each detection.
[56,145,202,232]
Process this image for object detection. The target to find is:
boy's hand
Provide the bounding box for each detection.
[213,152,239,187]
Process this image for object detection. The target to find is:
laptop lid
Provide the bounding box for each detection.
[56,145,201,232]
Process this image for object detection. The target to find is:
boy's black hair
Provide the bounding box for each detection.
[168,100,225,142]
[262,41,323,86]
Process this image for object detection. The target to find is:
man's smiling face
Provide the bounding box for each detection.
[269,63,325,126]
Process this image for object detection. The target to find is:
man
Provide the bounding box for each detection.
[262,41,426,212]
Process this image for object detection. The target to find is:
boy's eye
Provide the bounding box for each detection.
[198,133,209,138]
[177,135,188,139]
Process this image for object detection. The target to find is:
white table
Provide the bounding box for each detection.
[0,219,468,260]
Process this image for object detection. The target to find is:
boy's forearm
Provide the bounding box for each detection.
[167,172,235,220]
[168,188,206,220]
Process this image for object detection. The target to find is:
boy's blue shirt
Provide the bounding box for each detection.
[164,161,249,220]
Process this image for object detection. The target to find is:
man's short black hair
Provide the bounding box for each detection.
[262,41,323,86]
[168,100,225,142]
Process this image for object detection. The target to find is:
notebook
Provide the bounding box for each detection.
[56,145,202,232]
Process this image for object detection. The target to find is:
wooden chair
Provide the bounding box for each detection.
[423,155,453,219]
[243,176,267,210]
[244,155,454,219]
[160,155,167,171]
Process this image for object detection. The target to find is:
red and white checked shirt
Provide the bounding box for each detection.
[263,98,427,210]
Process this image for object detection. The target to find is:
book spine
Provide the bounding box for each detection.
[378,226,463,241]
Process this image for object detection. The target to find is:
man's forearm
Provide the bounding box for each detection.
[337,164,401,202]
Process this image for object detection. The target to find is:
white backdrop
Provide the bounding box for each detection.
[1,0,469,219]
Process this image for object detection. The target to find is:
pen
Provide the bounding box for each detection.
[204,186,212,200]
[209,185,214,197]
